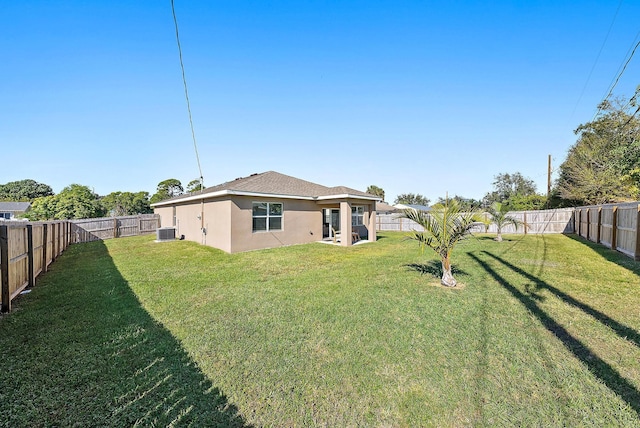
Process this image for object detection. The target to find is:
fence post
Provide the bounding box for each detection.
[596,206,602,243]
[42,223,48,272]
[586,208,590,240]
[611,205,618,251]
[51,223,57,259]
[523,211,528,235]
[1,225,10,313]
[113,218,118,239]
[635,204,640,261]
[27,225,35,288]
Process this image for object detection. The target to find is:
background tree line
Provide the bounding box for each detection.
[0,177,204,221]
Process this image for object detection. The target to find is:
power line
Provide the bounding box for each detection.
[171,0,204,189]
[621,104,640,129]
[569,0,623,122]
[594,31,640,120]
[620,85,640,111]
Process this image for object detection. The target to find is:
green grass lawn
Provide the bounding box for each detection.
[1,232,640,426]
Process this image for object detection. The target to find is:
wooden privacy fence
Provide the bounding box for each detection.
[0,214,160,312]
[0,221,69,312]
[70,214,160,243]
[575,202,640,260]
[376,208,575,235]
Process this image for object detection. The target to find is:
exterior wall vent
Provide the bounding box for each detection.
[156,227,176,241]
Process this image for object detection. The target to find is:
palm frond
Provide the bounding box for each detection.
[401,200,479,253]
[485,202,528,233]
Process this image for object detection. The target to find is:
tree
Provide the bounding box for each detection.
[130,192,152,214]
[150,179,183,204]
[556,98,640,205]
[26,195,58,221]
[503,194,547,211]
[436,195,481,211]
[485,202,526,242]
[394,193,430,206]
[55,184,105,219]
[483,172,538,207]
[401,198,480,287]
[186,179,204,193]
[366,185,385,201]
[26,184,104,220]
[0,179,53,201]
[101,191,152,216]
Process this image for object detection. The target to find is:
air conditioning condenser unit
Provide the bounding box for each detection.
[156,227,176,241]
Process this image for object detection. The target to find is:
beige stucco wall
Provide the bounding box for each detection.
[154,206,173,229]
[229,196,323,253]
[154,199,233,252]
[155,196,376,253]
[202,198,233,253]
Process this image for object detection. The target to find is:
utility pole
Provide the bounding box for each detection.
[547,154,552,207]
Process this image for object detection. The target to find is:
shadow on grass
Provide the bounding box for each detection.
[565,234,640,275]
[483,251,640,349]
[473,235,496,241]
[405,260,467,277]
[0,241,251,427]
[469,252,640,417]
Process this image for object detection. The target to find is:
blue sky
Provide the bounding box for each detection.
[2,1,639,203]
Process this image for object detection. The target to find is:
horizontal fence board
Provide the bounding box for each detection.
[70,214,159,243]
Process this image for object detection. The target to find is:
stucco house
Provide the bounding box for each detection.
[151,171,380,253]
[0,202,31,220]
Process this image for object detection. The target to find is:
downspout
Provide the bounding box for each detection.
[200,198,206,245]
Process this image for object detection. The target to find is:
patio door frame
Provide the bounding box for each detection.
[323,208,341,238]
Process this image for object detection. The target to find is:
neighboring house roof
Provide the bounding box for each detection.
[0,202,31,212]
[393,203,431,211]
[376,202,401,213]
[151,171,381,207]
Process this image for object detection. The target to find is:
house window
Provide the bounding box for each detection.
[0,213,10,220]
[172,206,177,226]
[352,206,364,226]
[253,202,283,232]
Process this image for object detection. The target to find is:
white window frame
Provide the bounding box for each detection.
[252,201,283,232]
[352,206,364,226]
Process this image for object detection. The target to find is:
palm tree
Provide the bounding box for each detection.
[477,212,492,233]
[401,198,481,287]
[485,202,526,242]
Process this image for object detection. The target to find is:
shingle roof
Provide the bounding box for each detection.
[203,171,330,197]
[0,202,31,212]
[153,171,379,206]
[376,202,400,213]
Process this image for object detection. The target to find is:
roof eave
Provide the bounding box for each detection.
[316,194,381,201]
[150,189,317,207]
